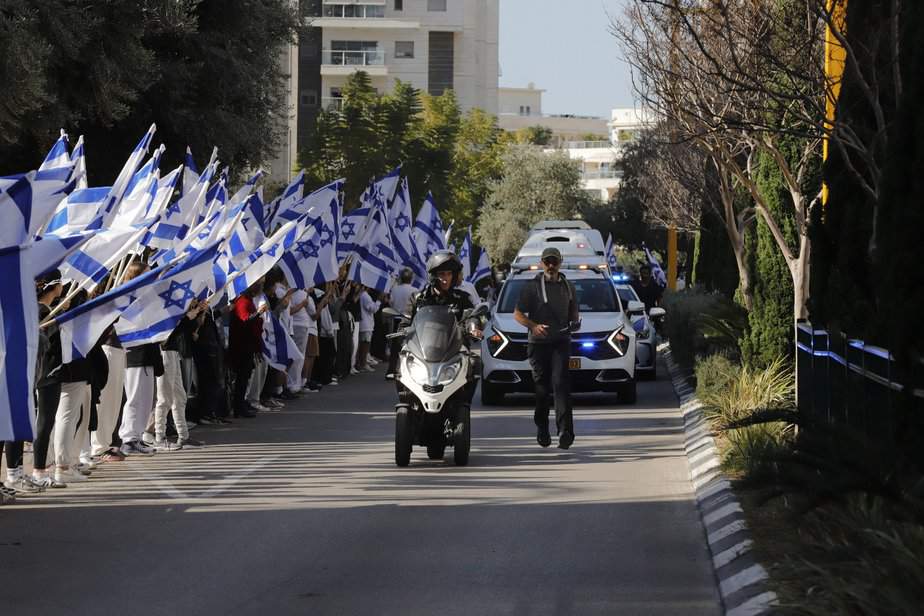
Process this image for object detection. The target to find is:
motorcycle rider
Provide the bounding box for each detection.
[387,251,479,379]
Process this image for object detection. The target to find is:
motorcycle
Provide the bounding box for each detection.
[386,303,488,467]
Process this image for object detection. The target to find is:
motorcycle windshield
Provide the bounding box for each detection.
[407,305,462,363]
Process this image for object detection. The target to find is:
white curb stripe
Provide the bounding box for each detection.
[720,563,769,597]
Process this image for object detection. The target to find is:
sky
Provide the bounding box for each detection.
[498,0,636,118]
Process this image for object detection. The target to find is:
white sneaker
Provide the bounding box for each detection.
[142,431,155,446]
[32,474,66,489]
[350,367,360,375]
[363,364,376,372]
[79,455,100,469]
[121,440,156,456]
[367,357,379,366]
[56,469,88,483]
[250,402,270,412]
[74,463,92,476]
[153,439,181,452]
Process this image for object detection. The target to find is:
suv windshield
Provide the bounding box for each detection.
[497,278,622,313]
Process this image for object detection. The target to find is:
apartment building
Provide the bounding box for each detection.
[259,0,499,182]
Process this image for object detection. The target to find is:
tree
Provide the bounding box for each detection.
[475,147,595,263]
[449,108,505,227]
[0,0,302,184]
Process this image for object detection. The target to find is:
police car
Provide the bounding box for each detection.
[480,264,638,405]
[613,281,665,379]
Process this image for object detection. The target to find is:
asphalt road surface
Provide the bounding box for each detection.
[2,359,721,615]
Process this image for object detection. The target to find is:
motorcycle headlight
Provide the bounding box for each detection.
[607,325,630,356]
[486,329,509,357]
[438,357,463,385]
[405,356,430,386]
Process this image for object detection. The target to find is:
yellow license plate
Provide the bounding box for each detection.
[569,358,581,370]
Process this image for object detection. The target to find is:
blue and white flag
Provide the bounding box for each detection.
[262,312,304,371]
[266,170,305,231]
[59,225,149,290]
[337,203,371,264]
[225,194,268,269]
[228,169,264,208]
[412,191,447,262]
[0,232,93,440]
[274,178,342,226]
[115,242,222,348]
[444,222,454,247]
[348,205,393,293]
[278,188,341,289]
[605,233,619,271]
[643,244,667,288]
[55,252,184,364]
[181,146,199,198]
[90,124,156,230]
[338,168,401,264]
[458,227,473,280]
[71,135,88,190]
[39,183,110,237]
[468,246,492,284]
[144,160,217,252]
[228,216,309,300]
[388,178,427,286]
[111,145,164,228]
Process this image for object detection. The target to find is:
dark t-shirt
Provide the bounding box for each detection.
[631,280,663,313]
[516,273,578,344]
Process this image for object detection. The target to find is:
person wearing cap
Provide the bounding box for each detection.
[513,247,580,449]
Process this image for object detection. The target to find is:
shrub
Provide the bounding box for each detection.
[695,353,736,399]
[662,288,747,369]
[699,356,794,428]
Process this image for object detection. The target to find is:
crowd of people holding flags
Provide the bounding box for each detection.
[0,126,495,504]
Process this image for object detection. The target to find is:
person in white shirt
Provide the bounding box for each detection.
[288,287,312,392]
[457,277,481,307]
[390,268,418,316]
[355,286,383,372]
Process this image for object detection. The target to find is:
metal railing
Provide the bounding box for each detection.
[796,321,924,439]
[581,169,622,179]
[322,49,386,66]
[322,3,385,18]
[562,140,613,150]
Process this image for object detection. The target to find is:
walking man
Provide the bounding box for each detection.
[513,247,579,449]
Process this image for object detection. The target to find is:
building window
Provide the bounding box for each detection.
[300,89,318,107]
[395,0,403,9]
[395,41,414,58]
[327,40,383,66]
[427,0,447,11]
[323,3,384,18]
[525,105,531,115]
[428,31,454,95]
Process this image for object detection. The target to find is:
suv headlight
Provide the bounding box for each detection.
[438,357,463,385]
[486,329,509,357]
[607,325,630,356]
[405,355,430,386]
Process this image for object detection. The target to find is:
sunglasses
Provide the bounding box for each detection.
[542,258,561,266]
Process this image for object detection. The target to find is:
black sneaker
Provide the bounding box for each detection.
[234,409,256,418]
[558,430,575,450]
[537,424,551,448]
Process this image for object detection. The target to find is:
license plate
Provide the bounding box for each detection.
[569,358,581,370]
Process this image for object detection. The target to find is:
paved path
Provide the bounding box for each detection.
[1,359,720,615]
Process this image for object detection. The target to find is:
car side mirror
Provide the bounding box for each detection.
[649,307,666,319]
[626,300,645,315]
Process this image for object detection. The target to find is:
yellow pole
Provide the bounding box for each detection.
[823,0,847,206]
[667,226,678,290]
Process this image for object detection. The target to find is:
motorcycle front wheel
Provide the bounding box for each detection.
[395,405,412,467]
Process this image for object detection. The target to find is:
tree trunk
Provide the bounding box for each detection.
[791,234,811,321]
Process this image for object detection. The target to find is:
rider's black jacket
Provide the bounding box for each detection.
[411,285,474,320]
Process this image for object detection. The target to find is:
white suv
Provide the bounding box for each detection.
[480,267,637,405]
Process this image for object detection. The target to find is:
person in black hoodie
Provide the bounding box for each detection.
[117,262,163,456]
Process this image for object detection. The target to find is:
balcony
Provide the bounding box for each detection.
[320,49,388,76]
[321,97,343,112]
[322,3,385,19]
[581,168,623,180]
[314,2,420,29]
[562,140,613,150]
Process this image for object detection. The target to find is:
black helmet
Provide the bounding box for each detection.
[426,250,462,275]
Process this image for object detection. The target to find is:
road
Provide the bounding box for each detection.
[1,359,721,615]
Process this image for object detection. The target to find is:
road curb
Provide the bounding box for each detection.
[664,347,777,616]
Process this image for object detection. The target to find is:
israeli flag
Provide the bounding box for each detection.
[338,168,402,264]
[59,225,150,290]
[181,146,199,198]
[643,244,668,288]
[605,233,619,271]
[148,165,182,221]
[228,216,310,300]
[111,145,165,229]
[42,184,110,236]
[388,178,427,285]
[0,232,93,440]
[144,160,217,252]
[412,191,447,263]
[275,178,342,226]
[468,246,492,284]
[337,204,371,264]
[458,227,473,280]
[348,205,393,293]
[225,194,268,269]
[229,169,264,208]
[278,187,341,289]
[0,134,79,248]
[55,252,186,364]
[266,170,305,231]
[71,135,88,190]
[90,124,157,230]
[115,242,222,348]
[262,312,304,371]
